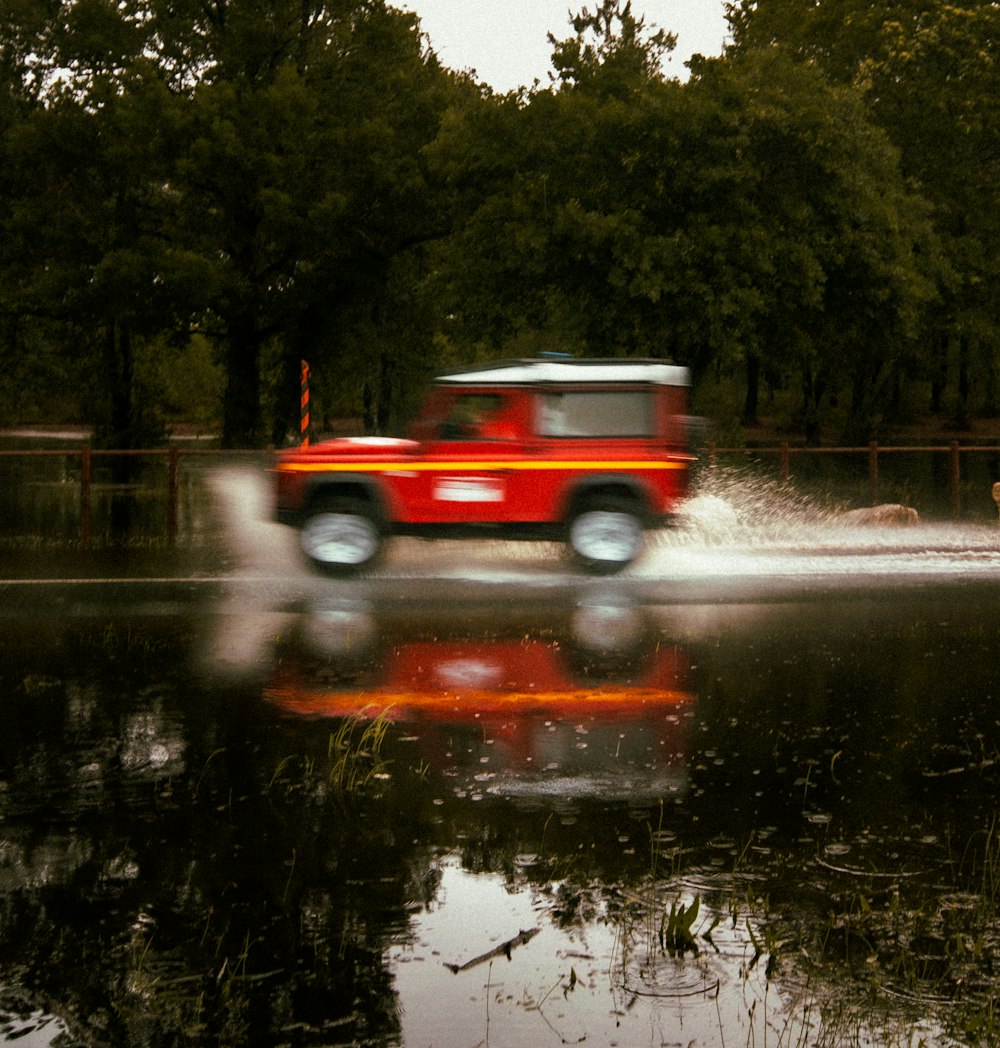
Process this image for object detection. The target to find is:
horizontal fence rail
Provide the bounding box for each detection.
[2,441,1000,543]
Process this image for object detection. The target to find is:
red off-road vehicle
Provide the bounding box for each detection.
[273,357,693,574]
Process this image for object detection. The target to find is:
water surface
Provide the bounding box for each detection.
[2,466,1000,1046]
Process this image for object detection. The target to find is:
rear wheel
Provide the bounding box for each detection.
[300,498,382,575]
[567,497,645,574]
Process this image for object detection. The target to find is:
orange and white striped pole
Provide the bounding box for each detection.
[300,359,310,446]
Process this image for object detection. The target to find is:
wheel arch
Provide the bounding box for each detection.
[562,474,653,524]
[302,474,390,525]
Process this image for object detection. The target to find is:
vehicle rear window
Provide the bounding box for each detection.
[537,391,654,437]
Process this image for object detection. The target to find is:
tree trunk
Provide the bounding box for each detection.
[362,345,391,435]
[930,334,947,414]
[955,334,970,428]
[981,337,997,416]
[98,319,140,496]
[270,347,304,447]
[222,320,262,448]
[742,352,760,426]
[104,320,134,449]
[801,362,824,445]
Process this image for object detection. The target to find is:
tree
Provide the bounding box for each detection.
[727,0,1000,426]
[427,1,689,357]
[863,3,1000,423]
[165,0,459,445]
[687,49,939,440]
[0,2,193,446]
[0,0,463,446]
[549,0,677,90]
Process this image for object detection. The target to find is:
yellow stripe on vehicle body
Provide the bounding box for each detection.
[277,459,690,473]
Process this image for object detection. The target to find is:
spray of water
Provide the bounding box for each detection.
[207,465,301,578]
[673,465,842,545]
[642,464,1000,580]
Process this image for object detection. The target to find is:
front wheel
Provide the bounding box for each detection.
[567,498,645,574]
[300,499,382,575]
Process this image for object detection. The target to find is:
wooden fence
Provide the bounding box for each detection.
[0,445,261,543]
[708,440,1000,519]
[2,440,1000,542]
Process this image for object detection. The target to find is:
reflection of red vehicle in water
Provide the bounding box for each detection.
[265,611,692,796]
[268,637,689,720]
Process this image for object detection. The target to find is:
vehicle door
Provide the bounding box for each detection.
[411,390,529,524]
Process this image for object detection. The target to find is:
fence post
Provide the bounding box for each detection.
[780,442,790,481]
[80,444,91,543]
[168,445,179,543]
[869,442,879,506]
[950,441,961,518]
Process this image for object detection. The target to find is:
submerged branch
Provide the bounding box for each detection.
[444,927,540,974]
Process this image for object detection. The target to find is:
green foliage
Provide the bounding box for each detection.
[142,334,223,432]
[727,0,1000,431]
[548,0,677,91]
[0,318,96,425]
[0,0,996,446]
[659,894,701,955]
[327,710,392,793]
[0,0,462,446]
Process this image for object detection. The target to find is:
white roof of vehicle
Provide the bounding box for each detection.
[437,358,689,387]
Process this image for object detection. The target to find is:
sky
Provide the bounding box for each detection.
[395,0,731,92]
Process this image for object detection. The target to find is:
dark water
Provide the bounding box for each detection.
[2,581,1000,1046]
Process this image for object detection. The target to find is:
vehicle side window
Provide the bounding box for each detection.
[538,391,654,437]
[440,393,506,440]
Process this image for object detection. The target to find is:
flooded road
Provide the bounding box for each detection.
[2,467,1000,1046]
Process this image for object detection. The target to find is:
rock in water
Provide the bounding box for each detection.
[839,504,919,527]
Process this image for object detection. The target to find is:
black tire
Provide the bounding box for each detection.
[566,496,645,575]
[299,497,382,575]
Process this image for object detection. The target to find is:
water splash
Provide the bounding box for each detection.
[676,466,861,544]
[645,465,1000,581]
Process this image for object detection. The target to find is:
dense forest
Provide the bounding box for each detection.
[0,0,996,447]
